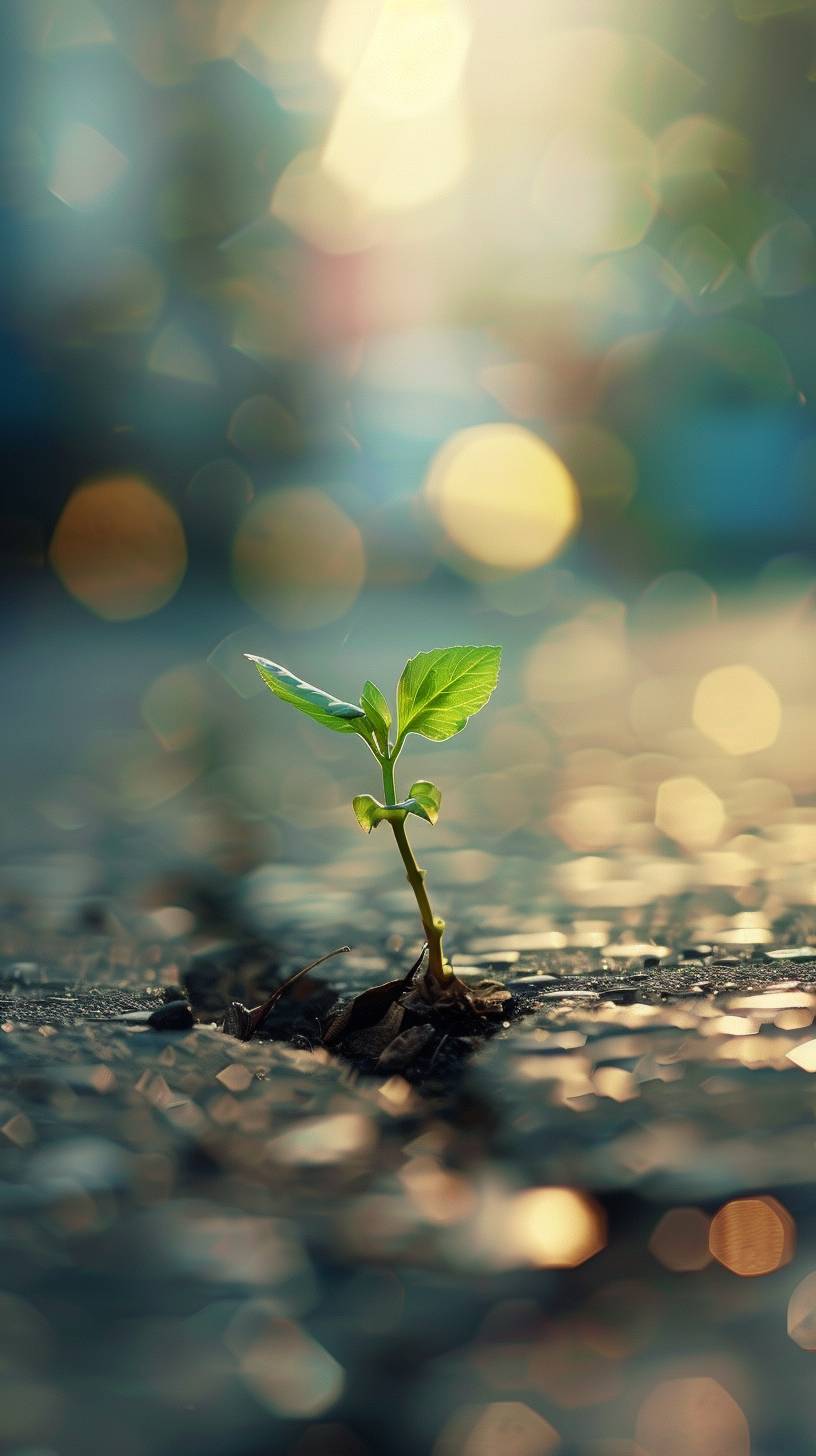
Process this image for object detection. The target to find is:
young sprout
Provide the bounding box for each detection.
[245,646,502,990]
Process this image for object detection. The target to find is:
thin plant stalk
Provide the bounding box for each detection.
[380,744,449,984]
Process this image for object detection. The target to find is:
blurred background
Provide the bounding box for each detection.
[5,9,816,1456]
[2,0,816,933]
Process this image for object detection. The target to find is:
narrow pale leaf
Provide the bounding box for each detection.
[360,680,391,748]
[246,655,366,734]
[408,780,441,826]
[397,645,501,743]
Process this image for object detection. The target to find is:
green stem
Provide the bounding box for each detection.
[380,750,449,984]
[381,755,397,806]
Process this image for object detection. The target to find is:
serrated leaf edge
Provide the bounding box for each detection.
[396,644,501,744]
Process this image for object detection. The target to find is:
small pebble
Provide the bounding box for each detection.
[7,963,40,985]
[541,990,599,1001]
[148,1000,194,1031]
[767,947,816,962]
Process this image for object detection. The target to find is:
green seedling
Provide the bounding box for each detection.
[246,645,502,993]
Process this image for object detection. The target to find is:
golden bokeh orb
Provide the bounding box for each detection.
[49,474,187,620]
[508,1186,605,1268]
[655,776,725,850]
[425,424,580,573]
[709,1195,794,1277]
[693,665,781,755]
[232,487,365,629]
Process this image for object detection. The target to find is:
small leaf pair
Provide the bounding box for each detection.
[352,780,441,833]
[246,644,501,750]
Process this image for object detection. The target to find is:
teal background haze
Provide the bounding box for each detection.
[1,0,816,901]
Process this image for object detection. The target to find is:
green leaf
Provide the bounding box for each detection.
[407,780,441,825]
[352,794,384,832]
[396,645,501,743]
[360,680,391,750]
[246,655,366,735]
[352,788,440,832]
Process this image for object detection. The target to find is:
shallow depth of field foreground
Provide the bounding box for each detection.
[3,2,816,1454]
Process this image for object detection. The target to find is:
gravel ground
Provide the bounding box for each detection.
[3,868,816,1456]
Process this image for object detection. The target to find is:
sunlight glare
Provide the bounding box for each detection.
[321,0,472,212]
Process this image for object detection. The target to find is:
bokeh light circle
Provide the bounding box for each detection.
[508,1186,605,1267]
[232,487,365,628]
[434,1400,560,1456]
[788,1271,816,1350]
[655,776,725,850]
[559,422,637,512]
[531,114,657,255]
[630,572,717,643]
[228,395,302,458]
[49,474,187,620]
[425,424,580,573]
[648,1207,712,1272]
[693,665,781,756]
[187,459,254,530]
[636,1378,749,1456]
[709,1195,794,1277]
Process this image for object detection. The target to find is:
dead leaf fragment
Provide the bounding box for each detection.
[376,1024,437,1071]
